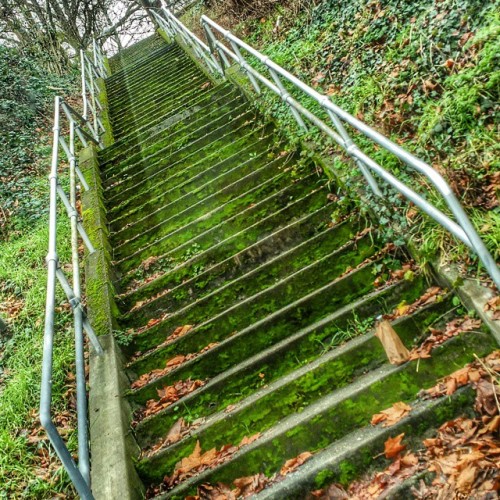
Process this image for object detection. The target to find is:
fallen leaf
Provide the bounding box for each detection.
[280,451,313,475]
[371,401,412,427]
[384,433,406,459]
[375,320,410,365]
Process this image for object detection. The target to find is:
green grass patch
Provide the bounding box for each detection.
[0,214,78,498]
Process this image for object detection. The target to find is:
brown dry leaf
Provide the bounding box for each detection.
[178,440,202,472]
[164,418,186,446]
[233,473,269,497]
[166,355,186,368]
[371,401,412,427]
[384,433,406,459]
[375,320,410,365]
[280,451,313,475]
[239,433,261,447]
[484,296,500,321]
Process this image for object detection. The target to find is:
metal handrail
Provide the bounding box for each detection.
[80,46,108,144]
[149,3,499,288]
[41,94,104,498]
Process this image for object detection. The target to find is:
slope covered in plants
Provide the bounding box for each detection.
[183,0,499,277]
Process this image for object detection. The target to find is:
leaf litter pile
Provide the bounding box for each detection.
[130,342,218,390]
[146,434,265,497]
[311,350,500,499]
[133,378,206,424]
[146,446,314,499]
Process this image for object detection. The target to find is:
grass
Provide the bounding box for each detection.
[0,181,77,497]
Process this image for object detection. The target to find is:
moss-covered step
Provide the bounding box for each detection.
[100,85,241,167]
[136,299,458,476]
[100,82,238,163]
[104,80,227,149]
[109,40,170,76]
[112,154,299,253]
[105,106,257,198]
[143,329,496,492]
[108,35,167,74]
[252,386,476,499]
[108,64,203,121]
[108,66,204,125]
[114,172,327,274]
[107,46,186,96]
[111,74,211,137]
[125,256,389,392]
[121,218,368,327]
[104,92,248,179]
[118,202,340,310]
[113,143,286,245]
[117,187,335,294]
[107,45,183,96]
[135,291,452,446]
[109,131,277,232]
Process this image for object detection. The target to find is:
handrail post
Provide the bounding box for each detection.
[268,67,307,130]
[80,50,88,120]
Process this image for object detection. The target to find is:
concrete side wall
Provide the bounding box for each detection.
[80,144,144,499]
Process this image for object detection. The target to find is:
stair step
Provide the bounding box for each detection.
[100,84,240,167]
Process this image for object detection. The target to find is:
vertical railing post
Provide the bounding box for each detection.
[80,50,88,120]
[228,40,261,93]
[323,105,382,196]
[268,67,307,130]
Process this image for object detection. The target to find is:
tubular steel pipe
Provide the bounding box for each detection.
[41,97,95,500]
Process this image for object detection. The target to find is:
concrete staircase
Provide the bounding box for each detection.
[96,34,497,498]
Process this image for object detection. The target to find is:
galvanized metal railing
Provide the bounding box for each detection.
[80,44,108,143]
[41,44,108,499]
[151,3,500,288]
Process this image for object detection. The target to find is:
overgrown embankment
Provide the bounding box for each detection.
[0,45,79,498]
[183,0,499,278]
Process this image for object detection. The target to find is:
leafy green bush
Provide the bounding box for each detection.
[0,46,77,239]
